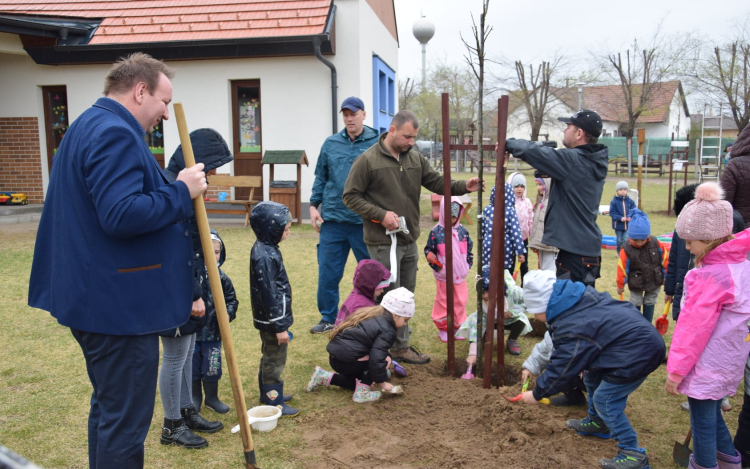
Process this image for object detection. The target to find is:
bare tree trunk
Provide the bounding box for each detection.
[461,0,491,377]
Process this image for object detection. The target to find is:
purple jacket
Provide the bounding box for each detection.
[667,228,750,399]
[334,260,390,327]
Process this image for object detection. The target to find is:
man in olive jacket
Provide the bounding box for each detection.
[343,110,482,364]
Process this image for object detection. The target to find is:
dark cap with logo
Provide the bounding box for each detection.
[340,96,365,112]
[558,110,602,138]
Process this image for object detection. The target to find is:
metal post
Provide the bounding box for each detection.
[441,93,455,376]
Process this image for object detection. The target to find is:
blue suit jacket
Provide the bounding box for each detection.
[28,98,195,335]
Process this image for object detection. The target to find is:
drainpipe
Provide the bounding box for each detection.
[312,32,337,135]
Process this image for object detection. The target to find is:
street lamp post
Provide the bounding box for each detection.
[576,82,585,110]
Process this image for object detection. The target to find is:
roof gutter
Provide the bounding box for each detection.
[313,3,337,134]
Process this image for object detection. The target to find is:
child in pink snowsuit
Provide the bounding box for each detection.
[334,259,391,327]
[508,172,533,285]
[424,196,473,342]
[665,182,750,469]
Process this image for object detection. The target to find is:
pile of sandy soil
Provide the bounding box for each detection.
[296,362,617,468]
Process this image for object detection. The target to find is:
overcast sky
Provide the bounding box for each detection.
[394,0,749,86]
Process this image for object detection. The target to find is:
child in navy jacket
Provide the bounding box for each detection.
[609,181,637,253]
[519,271,665,469]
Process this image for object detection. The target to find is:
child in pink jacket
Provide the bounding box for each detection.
[665,182,750,469]
[508,172,533,285]
[334,259,391,327]
[424,196,473,342]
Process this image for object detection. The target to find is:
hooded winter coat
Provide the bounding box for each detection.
[309,125,380,224]
[327,312,397,384]
[532,280,666,401]
[196,229,239,342]
[159,128,235,338]
[507,172,534,240]
[609,194,637,231]
[481,184,526,270]
[334,259,391,327]
[424,196,473,283]
[249,202,293,333]
[667,229,750,400]
[505,140,609,257]
[721,125,750,228]
[528,178,557,253]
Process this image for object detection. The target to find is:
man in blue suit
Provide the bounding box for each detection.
[28,53,207,469]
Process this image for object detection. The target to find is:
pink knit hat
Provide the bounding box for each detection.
[675,182,733,240]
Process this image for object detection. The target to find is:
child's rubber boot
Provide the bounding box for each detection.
[181,406,223,433]
[306,366,333,392]
[438,330,448,342]
[352,379,381,403]
[689,455,718,469]
[202,381,230,414]
[192,379,203,412]
[642,304,655,323]
[506,339,521,356]
[717,450,742,469]
[599,449,650,469]
[262,382,300,417]
[160,418,208,449]
[258,370,293,403]
[566,415,611,439]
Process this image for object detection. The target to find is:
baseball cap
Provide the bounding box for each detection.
[340,96,365,112]
[558,109,602,138]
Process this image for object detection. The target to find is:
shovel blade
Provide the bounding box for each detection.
[672,442,692,467]
[656,317,669,335]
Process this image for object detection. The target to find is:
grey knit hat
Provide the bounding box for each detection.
[615,181,628,191]
[675,182,733,241]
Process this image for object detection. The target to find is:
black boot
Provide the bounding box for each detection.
[258,370,293,404]
[550,387,587,407]
[192,380,203,412]
[181,406,223,433]
[203,381,230,414]
[160,418,208,449]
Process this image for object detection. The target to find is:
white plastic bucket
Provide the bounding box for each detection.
[230,405,281,433]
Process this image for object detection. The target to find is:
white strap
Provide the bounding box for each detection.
[389,233,398,284]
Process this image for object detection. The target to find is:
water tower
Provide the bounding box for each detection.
[412,14,435,86]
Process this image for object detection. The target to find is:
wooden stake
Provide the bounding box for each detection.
[637,129,645,210]
[483,95,509,389]
[173,103,259,469]
[441,93,456,376]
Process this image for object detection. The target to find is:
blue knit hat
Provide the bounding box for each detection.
[628,208,651,239]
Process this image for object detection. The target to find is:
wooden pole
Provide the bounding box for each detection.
[173,103,259,469]
[637,129,645,210]
[668,133,674,215]
[483,95,509,389]
[441,93,456,376]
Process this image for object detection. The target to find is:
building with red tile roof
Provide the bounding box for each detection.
[506,81,690,144]
[0,0,399,209]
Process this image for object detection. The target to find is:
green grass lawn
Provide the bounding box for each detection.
[0,168,744,468]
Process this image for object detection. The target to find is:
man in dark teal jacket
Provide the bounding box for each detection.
[28,53,206,468]
[309,97,379,334]
[505,110,608,287]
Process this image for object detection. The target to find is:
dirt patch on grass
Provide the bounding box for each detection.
[295,361,615,468]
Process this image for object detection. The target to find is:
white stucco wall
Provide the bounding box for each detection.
[0,0,400,203]
[0,32,26,55]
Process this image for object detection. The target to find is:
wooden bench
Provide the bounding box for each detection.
[206,175,262,227]
[615,161,665,177]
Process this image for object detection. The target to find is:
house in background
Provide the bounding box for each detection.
[691,114,740,139]
[0,0,399,208]
[506,81,690,144]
